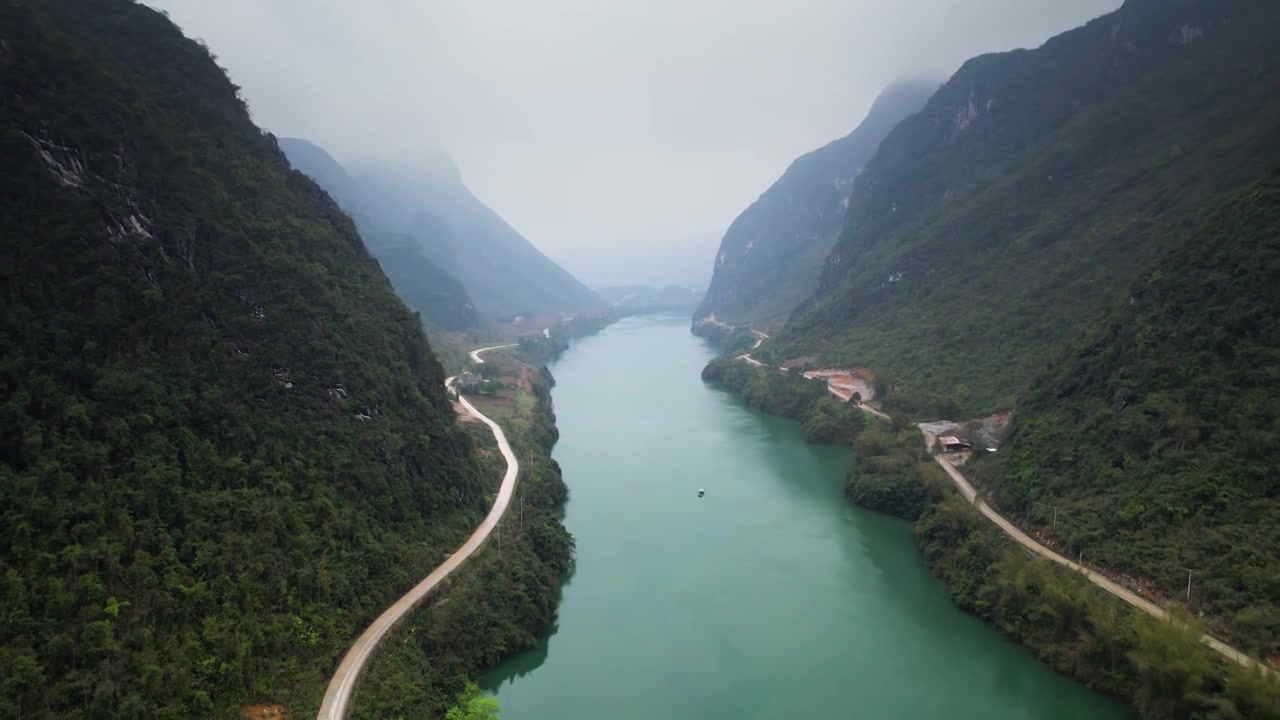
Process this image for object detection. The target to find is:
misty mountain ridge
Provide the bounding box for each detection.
[694,78,938,332]
[346,152,467,231]
[282,139,603,320]
[339,152,604,320]
[279,137,480,332]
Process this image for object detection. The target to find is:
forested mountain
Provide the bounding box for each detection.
[694,80,936,332]
[279,138,479,332]
[766,0,1280,415]
[974,172,1280,658]
[0,0,490,714]
[349,158,605,320]
[736,0,1280,657]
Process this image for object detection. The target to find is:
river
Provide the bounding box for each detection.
[482,314,1129,719]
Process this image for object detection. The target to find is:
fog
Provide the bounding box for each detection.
[146,0,1121,288]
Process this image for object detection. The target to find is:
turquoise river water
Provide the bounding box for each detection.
[482,314,1129,719]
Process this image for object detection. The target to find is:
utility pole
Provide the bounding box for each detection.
[520,494,525,531]
[1186,569,1193,602]
[1053,506,1057,530]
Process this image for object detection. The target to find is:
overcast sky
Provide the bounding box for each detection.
[147,0,1120,288]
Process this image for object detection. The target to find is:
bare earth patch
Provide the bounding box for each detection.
[802,367,877,404]
[241,704,289,720]
[514,364,535,393]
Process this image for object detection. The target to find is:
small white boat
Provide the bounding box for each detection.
[698,488,705,497]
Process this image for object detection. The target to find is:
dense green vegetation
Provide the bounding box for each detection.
[703,348,1280,715]
[770,0,1280,416]
[974,173,1280,657]
[732,0,1280,672]
[350,365,573,719]
[0,1,571,716]
[702,359,938,515]
[514,313,621,367]
[701,359,868,445]
[919,499,1280,719]
[444,684,501,720]
[279,137,480,333]
[844,427,947,521]
[694,81,936,332]
[702,346,1280,716]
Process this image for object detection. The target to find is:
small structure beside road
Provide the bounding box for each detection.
[938,435,972,453]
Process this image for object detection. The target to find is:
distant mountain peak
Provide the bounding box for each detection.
[279,137,480,332]
[294,148,602,319]
[693,78,938,332]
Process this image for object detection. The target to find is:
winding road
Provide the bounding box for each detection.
[732,347,1259,670]
[317,345,519,719]
[469,343,518,364]
[916,427,1258,669]
[735,351,892,422]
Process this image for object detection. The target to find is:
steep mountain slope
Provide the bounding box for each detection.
[0,1,488,715]
[357,223,479,333]
[768,0,1280,415]
[404,207,462,279]
[353,160,605,320]
[694,80,936,332]
[976,172,1280,657]
[276,137,363,209]
[279,138,479,332]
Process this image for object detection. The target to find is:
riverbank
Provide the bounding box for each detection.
[344,349,574,718]
[316,356,522,720]
[700,353,1279,718]
[342,310,627,716]
[483,315,1129,719]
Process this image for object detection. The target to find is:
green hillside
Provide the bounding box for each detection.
[279,138,480,333]
[0,0,489,714]
[769,0,1280,416]
[694,80,936,332]
[973,172,1280,657]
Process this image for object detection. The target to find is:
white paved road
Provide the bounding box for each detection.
[469,343,517,364]
[316,347,519,719]
[917,427,1258,669]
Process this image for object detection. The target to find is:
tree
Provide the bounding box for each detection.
[1128,612,1213,719]
[445,683,501,720]
[1210,664,1280,720]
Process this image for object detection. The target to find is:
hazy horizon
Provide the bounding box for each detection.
[146,0,1121,288]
